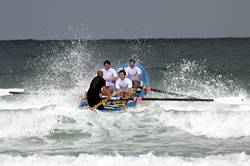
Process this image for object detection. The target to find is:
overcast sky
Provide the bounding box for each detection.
[0,0,250,40]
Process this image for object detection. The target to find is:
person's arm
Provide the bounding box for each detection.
[125,67,129,78]
[127,79,133,97]
[111,69,118,82]
[99,79,107,96]
[135,67,141,81]
[116,80,124,97]
[115,79,120,90]
[83,92,87,99]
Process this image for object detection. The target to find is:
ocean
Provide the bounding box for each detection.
[0,38,250,165]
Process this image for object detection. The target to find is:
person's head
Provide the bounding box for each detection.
[118,70,126,80]
[133,80,141,88]
[129,59,136,68]
[97,70,103,77]
[103,60,111,70]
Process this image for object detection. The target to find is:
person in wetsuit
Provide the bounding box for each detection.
[87,71,106,110]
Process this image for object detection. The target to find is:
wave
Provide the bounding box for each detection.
[155,99,250,138]
[0,152,249,166]
[1,93,250,139]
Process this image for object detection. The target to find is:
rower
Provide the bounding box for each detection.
[100,60,118,96]
[115,70,133,98]
[125,59,142,88]
[86,71,106,110]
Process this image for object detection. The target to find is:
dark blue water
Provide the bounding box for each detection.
[1,38,250,90]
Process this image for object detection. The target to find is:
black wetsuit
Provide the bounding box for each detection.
[87,76,106,109]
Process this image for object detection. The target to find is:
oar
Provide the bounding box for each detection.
[0,88,26,96]
[143,86,193,98]
[91,92,118,110]
[108,96,245,105]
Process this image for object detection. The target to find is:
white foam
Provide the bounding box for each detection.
[0,108,58,138]
[156,102,250,138]
[1,87,250,139]
[0,152,249,166]
[0,98,135,139]
[0,88,79,110]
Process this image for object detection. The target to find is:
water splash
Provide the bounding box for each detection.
[28,40,97,92]
[162,59,245,98]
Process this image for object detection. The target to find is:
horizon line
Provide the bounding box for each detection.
[0,36,250,41]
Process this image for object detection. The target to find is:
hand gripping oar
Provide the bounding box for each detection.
[109,96,245,105]
[143,86,193,98]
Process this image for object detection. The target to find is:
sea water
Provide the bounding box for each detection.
[0,38,250,165]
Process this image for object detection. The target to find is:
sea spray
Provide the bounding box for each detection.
[28,40,96,91]
[162,59,245,98]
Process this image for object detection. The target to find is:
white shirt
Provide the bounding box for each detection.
[115,78,132,91]
[101,68,118,87]
[125,66,141,81]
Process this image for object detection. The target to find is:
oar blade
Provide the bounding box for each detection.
[214,96,245,105]
[8,88,25,94]
[0,90,12,96]
[0,88,25,96]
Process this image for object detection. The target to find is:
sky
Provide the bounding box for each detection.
[0,0,250,40]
